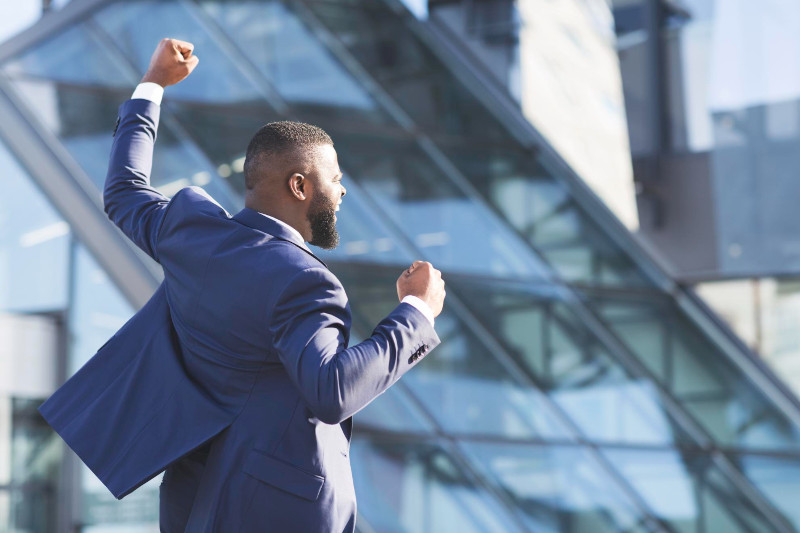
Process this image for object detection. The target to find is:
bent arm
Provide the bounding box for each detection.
[103,97,169,261]
[269,267,440,424]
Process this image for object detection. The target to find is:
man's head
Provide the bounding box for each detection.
[243,121,345,249]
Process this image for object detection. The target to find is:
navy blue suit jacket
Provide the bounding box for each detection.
[39,99,440,532]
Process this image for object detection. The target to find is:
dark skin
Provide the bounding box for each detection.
[141,38,446,317]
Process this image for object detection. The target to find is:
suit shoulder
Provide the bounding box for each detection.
[170,186,232,219]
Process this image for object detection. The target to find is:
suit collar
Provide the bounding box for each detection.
[232,208,327,268]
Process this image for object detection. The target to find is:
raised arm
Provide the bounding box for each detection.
[269,262,445,425]
[103,38,199,261]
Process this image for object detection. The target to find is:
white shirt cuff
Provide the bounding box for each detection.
[401,295,435,327]
[131,82,164,105]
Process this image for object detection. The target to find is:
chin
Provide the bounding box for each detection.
[310,230,340,250]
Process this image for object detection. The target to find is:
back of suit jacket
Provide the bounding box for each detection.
[40,98,440,533]
[157,188,358,532]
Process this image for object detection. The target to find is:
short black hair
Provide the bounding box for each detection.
[243,121,333,190]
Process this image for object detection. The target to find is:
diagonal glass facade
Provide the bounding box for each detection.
[4,0,800,531]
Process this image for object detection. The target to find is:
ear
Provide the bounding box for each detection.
[288,173,308,201]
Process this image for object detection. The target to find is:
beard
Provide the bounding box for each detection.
[307,191,339,250]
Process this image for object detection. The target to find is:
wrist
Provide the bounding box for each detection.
[140,73,167,87]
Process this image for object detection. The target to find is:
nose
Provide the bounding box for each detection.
[341,185,346,198]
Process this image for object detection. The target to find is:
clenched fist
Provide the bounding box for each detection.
[141,38,199,87]
[396,261,446,318]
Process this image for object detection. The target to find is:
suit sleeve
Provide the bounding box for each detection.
[103,98,170,262]
[269,267,441,424]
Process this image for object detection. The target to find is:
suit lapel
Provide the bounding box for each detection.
[232,208,327,268]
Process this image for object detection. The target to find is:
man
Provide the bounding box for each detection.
[39,38,445,532]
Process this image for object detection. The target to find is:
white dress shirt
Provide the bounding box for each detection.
[130,83,435,327]
[131,82,164,105]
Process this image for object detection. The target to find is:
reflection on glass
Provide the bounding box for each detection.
[299,1,510,141]
[455,278,687,445]
[0,139,69,313]
[70,244,134,373]
[483,158,649,287]
[199,0,388,122]
[350,437,525,533]
[353,383,434,434]
[462,442,657,533]
[604,448,783,533]
[590,294,800,450]
[734,454,800,531]
[4,24,132,88]
[94,0,263,103]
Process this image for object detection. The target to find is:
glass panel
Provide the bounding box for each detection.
[69,244,134,373]
[732,453,800,532]
[0,139,69,313]
[475,150,650,286]
[94,0,264,103]
[604,448,783,533]
[350,436,525,533]
[335,265,570,440]
[4,24,132,88]
[462,442,658,533]
[454,277,691,446]
[352,383,434,433]
[297,1,510,142]
[589,293,800,451]
[199,0,392,124]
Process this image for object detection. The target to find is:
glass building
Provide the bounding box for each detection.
[2,0,800,531]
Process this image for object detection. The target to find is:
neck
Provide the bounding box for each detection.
[247,202,310,242]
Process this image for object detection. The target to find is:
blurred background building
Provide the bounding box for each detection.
[610,0,800,399]
[3,0,800,532]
